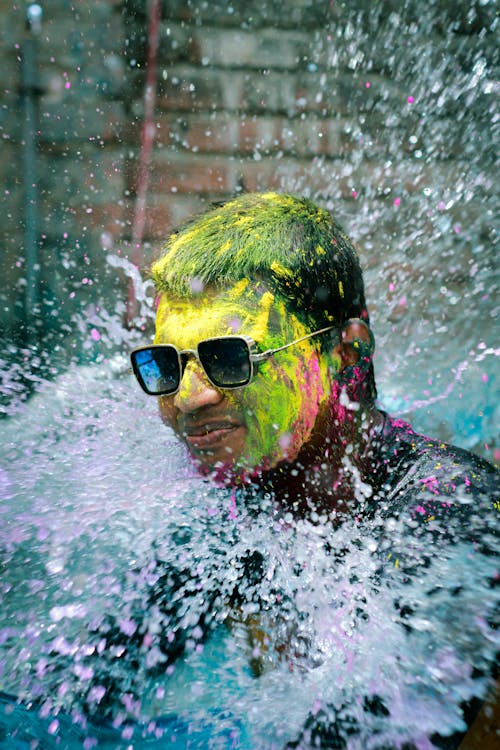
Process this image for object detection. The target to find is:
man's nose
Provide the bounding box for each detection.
[173,359,223,413]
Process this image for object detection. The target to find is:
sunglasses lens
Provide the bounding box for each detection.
[198,338,251,388]
[132,347,180,395]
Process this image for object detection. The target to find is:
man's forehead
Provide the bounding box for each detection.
[154,279,290,342]
[157,278,274,313]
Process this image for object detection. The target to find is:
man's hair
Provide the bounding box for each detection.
[151,192,376,399]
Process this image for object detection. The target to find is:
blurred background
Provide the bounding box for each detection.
[0,0,498,456]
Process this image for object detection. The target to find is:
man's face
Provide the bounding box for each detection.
[155,280,339,478]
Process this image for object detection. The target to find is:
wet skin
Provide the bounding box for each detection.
[154,280,341,479]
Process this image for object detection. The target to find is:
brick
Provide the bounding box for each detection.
[139,193,210,243]
[190,25,313,70]
[72,201,130,240]
[238,69,382,118]
[155,22,200,66]
[239,114,285,154]
[130,110,357,159]
[36,147,126,206]
[155,65,246,112]
[38,99,127,144]
[241,70,297,114]
[149,151,235,195]
[156,67,225,111]
[156,111,238,153]
[277,117,353,158]
[159,0,330,31]
[235,155,323,194]
[234,154,385,200]
[142,197,173,242]
[238,115,325,157]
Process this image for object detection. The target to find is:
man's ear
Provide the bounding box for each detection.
[339,318,375,369]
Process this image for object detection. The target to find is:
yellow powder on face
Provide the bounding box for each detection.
[250,291,275,343]
[154,294,170,334]
[175,359,209,402]
[155,284,274,346]
[227,279,250,299]
[273,299,305,342]
[155,281,339,474]
[154,294,237,344]
[240,305,332,467]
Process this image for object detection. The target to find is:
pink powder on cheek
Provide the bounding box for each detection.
[296,352,322,405]
[309,356,321,377]
[297,356,318,400]
[286,353,324,455]
[328,379,356,426]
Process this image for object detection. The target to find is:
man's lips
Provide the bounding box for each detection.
[181,421,244,451]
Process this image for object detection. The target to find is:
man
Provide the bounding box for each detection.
[128,192,499,748]
[132,192,495,513]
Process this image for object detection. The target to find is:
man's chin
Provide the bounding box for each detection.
[188,449,284,487]
[183,441,233,477]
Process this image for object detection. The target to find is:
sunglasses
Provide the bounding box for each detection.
[130,325,337,396]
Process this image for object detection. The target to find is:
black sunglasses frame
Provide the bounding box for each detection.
[130,325,338,396]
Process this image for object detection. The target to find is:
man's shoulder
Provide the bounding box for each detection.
[373,413,499,516]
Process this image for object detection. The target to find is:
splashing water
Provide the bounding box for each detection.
[0,342,498,748]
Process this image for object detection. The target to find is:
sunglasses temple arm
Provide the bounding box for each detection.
[252,325,338,362]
